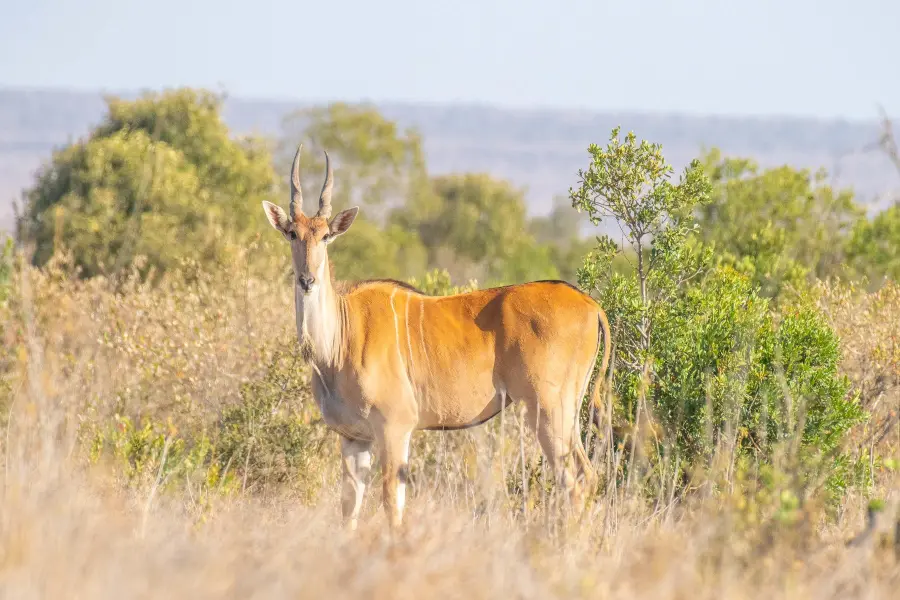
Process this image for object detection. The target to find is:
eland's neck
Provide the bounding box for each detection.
[295,262,343,367]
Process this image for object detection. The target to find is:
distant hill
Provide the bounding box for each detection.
[1,86,898,233]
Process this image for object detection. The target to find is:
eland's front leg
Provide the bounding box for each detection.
[376,425,413,530]
[340,437,373,530]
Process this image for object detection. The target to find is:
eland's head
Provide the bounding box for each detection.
[262,144,358,295]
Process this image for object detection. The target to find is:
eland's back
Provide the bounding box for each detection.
[339,279,607,432]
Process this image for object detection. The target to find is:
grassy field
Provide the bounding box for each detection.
[1,245,898,599]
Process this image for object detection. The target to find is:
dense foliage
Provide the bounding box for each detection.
[697,148,898,298]
[572,129,865,495]
[19,89,277,279]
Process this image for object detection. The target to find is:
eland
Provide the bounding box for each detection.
[262,145,611,529]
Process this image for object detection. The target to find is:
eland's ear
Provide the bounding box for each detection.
[262,201,290,234]
[327,206,359,241]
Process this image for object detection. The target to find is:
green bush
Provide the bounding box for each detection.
[215,345,329,500]
[329,219,428,282]
[695,149,863,300]
[88,414,220,490]
[649,266,770,460]
[573,128,864,496]
[19,88,277,280]
[86,342,330,502]
[751,300,866,493]
[593,265,864,495]
[847,203,900,284]
[406,268,478,296]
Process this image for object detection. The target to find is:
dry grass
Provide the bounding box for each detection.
[1,250,899,599]
[817,279,900,457]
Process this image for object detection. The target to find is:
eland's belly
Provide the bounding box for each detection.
[413,371,507,430]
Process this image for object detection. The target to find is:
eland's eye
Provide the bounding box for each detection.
[289,231,297,240]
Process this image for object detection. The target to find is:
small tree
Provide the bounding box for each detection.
[571,127,712,380]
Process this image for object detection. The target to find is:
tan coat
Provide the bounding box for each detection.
[263,145,611,529]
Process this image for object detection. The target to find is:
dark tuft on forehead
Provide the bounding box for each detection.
[309,218,329,235]
[292,213,330,238]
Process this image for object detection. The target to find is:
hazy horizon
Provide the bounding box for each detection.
[1,1,897,121]
[3,83,891,125]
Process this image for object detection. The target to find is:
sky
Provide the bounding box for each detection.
[0,0,897,120]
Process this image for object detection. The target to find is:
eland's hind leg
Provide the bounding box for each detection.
[519,386,585,509]
[341,437,373,530]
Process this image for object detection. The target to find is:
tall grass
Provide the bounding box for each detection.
[0,246,898,598]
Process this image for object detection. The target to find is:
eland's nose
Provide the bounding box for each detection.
[298,274,316,292]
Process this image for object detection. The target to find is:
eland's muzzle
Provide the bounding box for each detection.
[298,274,316,293]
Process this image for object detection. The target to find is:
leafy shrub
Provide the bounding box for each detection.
[573,128,864,496]
[595,264,864,493]
[215,344,329,500]
[406,268,478,296]
[696,149,863,300]
[754,301,862,464]
[329,219,429,282]
[649,266,770,460]
[847,204,900,285]
[87,414,223,492]
[19,88,277,280]
[86,342,329,502]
